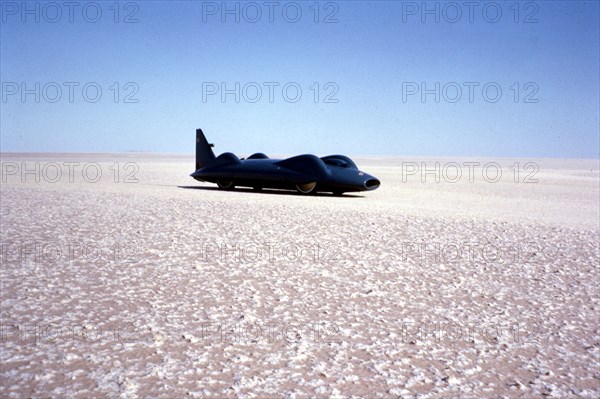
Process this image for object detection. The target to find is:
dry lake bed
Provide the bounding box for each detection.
[1,153,598,398]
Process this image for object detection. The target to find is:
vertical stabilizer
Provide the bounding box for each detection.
[196,128,216,170]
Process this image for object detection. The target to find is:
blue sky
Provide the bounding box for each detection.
[1,1,598,157]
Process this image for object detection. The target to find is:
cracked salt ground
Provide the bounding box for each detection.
[1,155,598,397]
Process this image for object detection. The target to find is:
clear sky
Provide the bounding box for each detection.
[1,1,598,158]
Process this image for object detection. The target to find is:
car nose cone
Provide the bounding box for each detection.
[364,177,380,190]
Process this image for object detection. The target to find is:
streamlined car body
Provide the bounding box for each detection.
[190,129,380,195]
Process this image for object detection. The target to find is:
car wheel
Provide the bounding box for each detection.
[217,180,235,190]
[296,181,317,194]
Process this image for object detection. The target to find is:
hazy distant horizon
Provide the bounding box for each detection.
[2,150,599,164]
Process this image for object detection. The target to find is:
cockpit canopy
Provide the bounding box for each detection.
[320,155,358,169]
[247,152,269,160]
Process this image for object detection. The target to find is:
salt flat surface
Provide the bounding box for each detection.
[1,153,598,398]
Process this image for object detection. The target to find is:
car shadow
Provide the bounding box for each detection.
[177,185,365,198]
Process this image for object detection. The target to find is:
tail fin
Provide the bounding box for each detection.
[195,128,216,170]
